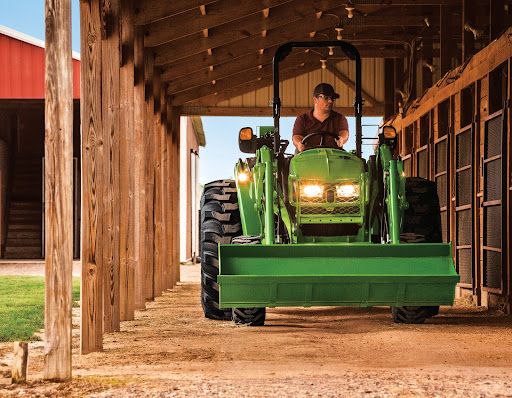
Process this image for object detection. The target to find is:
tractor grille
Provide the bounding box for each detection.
[296,181,361,216]
[300,205,360,216]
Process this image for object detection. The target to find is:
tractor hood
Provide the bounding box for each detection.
[289,148,365,181]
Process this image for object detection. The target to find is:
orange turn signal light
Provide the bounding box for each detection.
[239,127,253,141]
[382,126,397,139]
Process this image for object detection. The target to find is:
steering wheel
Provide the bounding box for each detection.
[301,131,339,148]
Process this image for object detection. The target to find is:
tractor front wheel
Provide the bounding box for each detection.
[200,180,241,320]
[392,177,442,324]
[231,236,266,326]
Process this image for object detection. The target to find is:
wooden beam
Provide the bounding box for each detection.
[80,0,104,355]
[44,0,73,380]
[153,1,342,62]
[144,0,293,47]
[133,27,146,310]
[101,0,121,334]
[134,0,219,25]
[180,105,384,117]
[144,51,155,301]
[119,0,135,321]
[154,11,335,67]
[326,62,380,106]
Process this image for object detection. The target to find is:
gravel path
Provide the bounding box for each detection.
[1,264,511,397]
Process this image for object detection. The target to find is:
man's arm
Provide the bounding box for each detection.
[336,129,349,147]
[292,115,305,152]
[293,134,305,152]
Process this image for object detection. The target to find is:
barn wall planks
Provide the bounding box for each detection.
[392,28,512,313]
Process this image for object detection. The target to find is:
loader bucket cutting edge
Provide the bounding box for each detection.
[218,243,459,308]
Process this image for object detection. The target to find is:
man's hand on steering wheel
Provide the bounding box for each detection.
[301,131,340,149]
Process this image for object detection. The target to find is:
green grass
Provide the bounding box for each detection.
[0,276,80,342]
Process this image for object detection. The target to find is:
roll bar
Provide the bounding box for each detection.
[272,41,363,156]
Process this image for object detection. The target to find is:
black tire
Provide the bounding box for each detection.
[391,306,437,324]
[392,177,442,324]
[231,236,266,326]
[200,180,242,320]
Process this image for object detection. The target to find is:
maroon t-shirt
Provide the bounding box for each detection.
[293,110,349,149]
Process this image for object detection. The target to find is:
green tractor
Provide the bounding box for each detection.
[200,41,459,326]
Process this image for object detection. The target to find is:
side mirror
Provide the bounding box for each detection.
[239,127,257,153]
[379,125,398,149]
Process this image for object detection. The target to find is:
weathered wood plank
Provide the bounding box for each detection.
[119,0,135,321]
[80,0,104,355]
[101,0,121,333]
[44,0,73,379]
[144,51,155,301]
[133,27,146,310]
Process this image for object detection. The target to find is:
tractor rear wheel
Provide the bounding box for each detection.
[231,236,266,326]
[392,177,442,324]
[200,180,241,320]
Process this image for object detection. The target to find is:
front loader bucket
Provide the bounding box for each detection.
[218,244,459,308]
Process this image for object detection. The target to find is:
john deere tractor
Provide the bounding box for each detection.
[200,41,459,326]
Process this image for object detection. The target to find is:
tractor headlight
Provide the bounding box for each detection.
[237,171,250,183]
[335,184,359,199]
[300,184,324,199]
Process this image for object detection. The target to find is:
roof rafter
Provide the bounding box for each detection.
[155,13,428,65]
[143,0,293,47]
[134,0,219,26]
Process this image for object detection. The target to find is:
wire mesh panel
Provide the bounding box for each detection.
[435,137,449,241]
[417,148,428,179]
[455,126,473,285]
[402,155,412,177]
[482,112,504,289]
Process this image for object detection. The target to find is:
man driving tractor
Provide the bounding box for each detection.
[292,83,350,152]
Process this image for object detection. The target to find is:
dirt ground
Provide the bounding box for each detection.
[1,264,512,397]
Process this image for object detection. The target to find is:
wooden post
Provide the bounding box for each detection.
[101,0,121,333]
[12,342,28,384]
[394,58,404,115]
[144,52,155,301]
[80,0,104,354]
[153,68,163,297]
[170,108,181,284]
[133,27,146,310]
[44,0,73,379]
[167,101,179,288]
[119,0,135,321]
[161,92,170,290]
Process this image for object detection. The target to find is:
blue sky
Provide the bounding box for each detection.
[0,1,382,184]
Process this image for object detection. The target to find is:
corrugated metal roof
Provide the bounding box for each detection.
[0,25,80,99]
